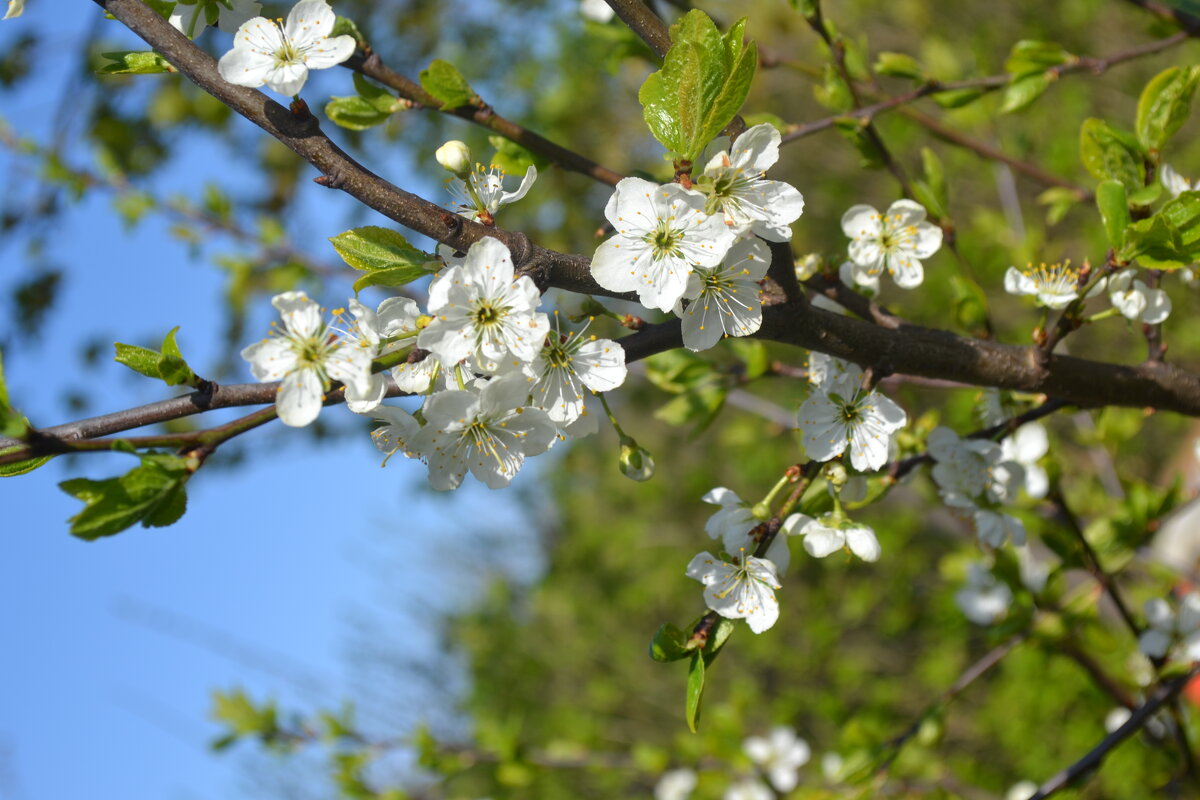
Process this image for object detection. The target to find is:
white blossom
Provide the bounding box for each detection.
[369,405,421,463]
[654,768,697,800]
[3,0,24,19]
[1104,706,1132,734]
[676,237,769,351]
[1162,163,1194,198]
[218,0,355,97]
[1108,268,1171,324]
[1139,593,1200,662]
[591,177,735,312]
[409,374,557,490]
[579,0,615,23]
[723,779,773,800]
[1006,780,1039,800]
[743,726,811,792]
[698,123,805,242]
[447,164,537,222]
[435,140,472,176]
[1003,260,1088,309]
[955,562,1012,625]
[686,550,781,633]
[973,509,1027,547]
[927,426,1024,509]
[336,297,424,414]
[1015,545,1052,594]
[842,199,942,289]
[840,258,880,296]
[702,488,804,572]
[241,291,373,427]
[528,316,626,425]
[791,513,880,562]
[171,0,261,38]
[418,237,549,370]
[1000,422,1049,499]
[798,360,906,472]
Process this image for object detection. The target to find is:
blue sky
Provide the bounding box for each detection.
[0,6,543,798]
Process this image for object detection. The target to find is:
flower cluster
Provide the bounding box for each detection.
[927,426,1027,547]
[799,353,906,473]
[591,124,803,349]
[243,236,627,491]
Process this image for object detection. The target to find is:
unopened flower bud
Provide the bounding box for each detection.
[618,437,655,481]
[824,461,848,488]
[435,140,472,177]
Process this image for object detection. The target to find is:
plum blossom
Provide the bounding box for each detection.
[409,374,557,490]
[702,488,806,572]
[446,164,538,222]
[927,426,1024,509]
[1162,163,1195,198]
[1139,592,1200,662]
[241,291,373,427]
[798,358,906,472]
[1000,422,1049,499]
[528,316,626,425]
[723,779,773,800]
[654,768,697,800]
[369,405,420,463]
[842,199,942,289]
[591,177,735,312]
[973,508,1027,547]
[435,140,472,177]
[218,0,355,97]
[697,123,805,241]
[676,238,770,351]
[686,550,781,633]
[743,726,811,792]
[955,562,1013,625]
[791,512,880,562]
[336,297,424,413]
[1003,260,1090,309]
[417,237,549,370]
[1108,269,1171,324]
[171,0,261,38]
[3,0,23,19]
[579,0,615,23]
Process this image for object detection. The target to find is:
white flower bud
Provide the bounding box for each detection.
[435,140,472,176]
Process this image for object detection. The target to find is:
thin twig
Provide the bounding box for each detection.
[1027,666,1200,799]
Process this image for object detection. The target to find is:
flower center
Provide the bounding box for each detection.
[471,301,504,327]
[272,23,304,67]
[647,221,683,258]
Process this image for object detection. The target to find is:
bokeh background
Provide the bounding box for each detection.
[4,1,1200,798]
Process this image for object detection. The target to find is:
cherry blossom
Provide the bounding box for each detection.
[1108,268,1171,324]
[697,123,805,242]
[676,237,769,352]
[686,550,781,633]
[842,199,942,289]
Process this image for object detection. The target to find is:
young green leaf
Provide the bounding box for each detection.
[1079,118,1145,193]
[98,51,175,75]
[1136,66,1200,153]
[329,227,431,272]
[873,51,923,80]
[650,623,691,662]
[113,326,196,387]
[351,264,436,294]
[638,10,757,161]
[418,59,476,110]
[685,650,706,732]
[1096,180,1131,249]
[0,349,29,439]
[60,454,191,540]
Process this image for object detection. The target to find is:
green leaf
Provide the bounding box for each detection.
[1136,66,1200,152]
[330,15,365,45]
[211,689,279,738]
[705,617,736,659]
[650,623,691,662]
[932,87,983,109]
[911,147,949,219]
[1004,40,1073,79]
[418,59,476,110]
[1037,186,1080,225]
[685,650,706,732]
[324,96,393,131]
[351,264,435,293]
[873,51,923,80]
[1079,118,1145,193]
[113,326,196,387]
[725,338,769,379]
[329,227,431,272]
[0,451,52,477]
[60,454,191,540]
[98,51,175,75]
[0,349,29,439]
[637,10,757,161]
[655,384,727,432]
[487,135,547,175]
[814,64,853,112]
[1000,74,1052,114]
[1121,189,1200,268]
[1096,180,1131,249]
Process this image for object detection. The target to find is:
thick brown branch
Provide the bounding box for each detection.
[344,54,625,187]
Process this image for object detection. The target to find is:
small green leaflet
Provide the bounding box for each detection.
[418,60,476,110]
[1096,180,1131,249]
[60,453,190,540]
[325,74,407,131]
[0,349,30,439]
[638,10,757,162]
[1135,66,1200,153]
[1079,118,1145,193]
[114,326,197,387]
[98,51,176,75]
[327,226,437,292]
[1120,190,1200,269]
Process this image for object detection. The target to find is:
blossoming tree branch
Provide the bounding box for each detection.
[7,0,1200,796]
